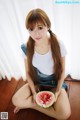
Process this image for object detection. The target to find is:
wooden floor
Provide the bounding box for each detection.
[0,78,80,120]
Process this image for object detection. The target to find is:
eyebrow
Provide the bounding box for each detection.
[28,24,43,30]
[37,24,43,27]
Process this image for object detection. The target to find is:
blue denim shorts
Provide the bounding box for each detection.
[36,69,67,91]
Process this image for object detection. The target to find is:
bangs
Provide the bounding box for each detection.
[26,13,46,29]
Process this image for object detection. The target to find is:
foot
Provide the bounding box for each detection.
[14,107,20,114]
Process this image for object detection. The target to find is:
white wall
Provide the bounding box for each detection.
[71,5,80,79]
[52,3,80,79]
[0,0,80,80]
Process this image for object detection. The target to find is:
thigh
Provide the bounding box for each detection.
[13,83,31,100]
[54,88,71,113]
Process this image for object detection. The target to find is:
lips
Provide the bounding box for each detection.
[35,38,41,40]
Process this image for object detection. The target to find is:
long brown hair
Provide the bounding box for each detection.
[25,8,63,83]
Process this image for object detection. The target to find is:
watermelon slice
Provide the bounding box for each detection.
[36,91,55,108]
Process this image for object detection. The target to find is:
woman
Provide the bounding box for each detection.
[12,8,71,120]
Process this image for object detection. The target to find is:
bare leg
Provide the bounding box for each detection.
[12,83,32,113]
[12,84,71,119]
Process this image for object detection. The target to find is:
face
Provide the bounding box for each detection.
[28,23,49,44]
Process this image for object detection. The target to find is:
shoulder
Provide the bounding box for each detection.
[58,40,65,46]
[58,40,67,57]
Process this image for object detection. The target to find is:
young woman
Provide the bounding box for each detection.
[12,8,71,120]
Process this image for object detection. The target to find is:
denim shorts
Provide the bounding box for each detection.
[36,69,67,91]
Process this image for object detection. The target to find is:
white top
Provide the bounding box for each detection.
[32,40,67,75]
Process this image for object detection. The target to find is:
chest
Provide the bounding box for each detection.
[32,49,54,68]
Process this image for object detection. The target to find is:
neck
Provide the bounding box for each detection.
[35,36,50,47]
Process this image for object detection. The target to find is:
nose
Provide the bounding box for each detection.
[34,29,40,35]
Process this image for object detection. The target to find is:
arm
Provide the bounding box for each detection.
[24,59,37,95]
[55,57,65,99]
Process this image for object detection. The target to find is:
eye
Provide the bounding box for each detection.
[38,26,43,30]
[28,28,33,31]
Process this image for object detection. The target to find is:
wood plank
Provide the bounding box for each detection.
[0,78,19,111]
[68,81,80,120]
[0,79,8,96]
[17,108,56,120]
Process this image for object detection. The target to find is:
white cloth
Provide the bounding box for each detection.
[32,40,67,75]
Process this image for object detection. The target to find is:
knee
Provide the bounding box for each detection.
[64,111,71,120]
[61,109,71,120]
[12,94,20,107]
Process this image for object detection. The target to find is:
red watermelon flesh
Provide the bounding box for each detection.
[36,91,55,108]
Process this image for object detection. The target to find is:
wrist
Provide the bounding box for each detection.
[32,91,37,95]
[56,88,61,94]
[55,89,61,97]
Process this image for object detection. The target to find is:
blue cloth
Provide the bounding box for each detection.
[21,44,27,55]
[36,68,67,91]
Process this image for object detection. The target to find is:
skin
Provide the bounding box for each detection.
[12,23,71,120]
